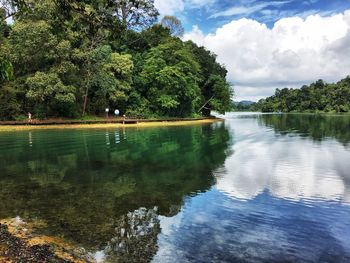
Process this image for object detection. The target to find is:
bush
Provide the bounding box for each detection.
[0,85,21,120]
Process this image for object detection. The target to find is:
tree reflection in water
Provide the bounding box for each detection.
[0,122,232,259]
[259,113,350,145]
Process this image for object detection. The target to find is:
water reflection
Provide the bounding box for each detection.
[104,207,160,263]
[153,113,350,263]
[28,131,33,147]
[1,114,350,262]
[213,113,350,203]
[0,123,231,253]
[259,113,350,146]
[154,190,350,263]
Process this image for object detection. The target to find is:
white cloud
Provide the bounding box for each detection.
[209,1,292,19]
[154,0,216,16]
[154,0,185,16]
[234,85,279,102]
[184,10,350,101]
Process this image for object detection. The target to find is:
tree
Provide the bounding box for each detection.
[257,77,350,113]
[0,0,25,19]
[91,49,134,114]
[160,16,184,37]
[108,0,158,29]
[186,41,233,116]
[8,20,58,75]
[72,45,134,115]
[0,6,8,38]
[139,39,201,117]
[26,72,76,117]
[0,60,13,82]
[0,6,13,83]
[202,75,234,114]
[0,0,234,120]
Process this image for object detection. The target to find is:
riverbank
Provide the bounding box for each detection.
[0,218,94,263]
[0,118,223,132]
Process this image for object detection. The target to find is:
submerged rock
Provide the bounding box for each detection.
[104,207,161,262]
[0,223,66,262]
[0,218,95,263]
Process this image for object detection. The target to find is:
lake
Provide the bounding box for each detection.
[0,113,350,262]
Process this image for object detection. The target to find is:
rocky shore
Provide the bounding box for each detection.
[0,208,161,262]
[0,223,66,262]
[0,218,94,263]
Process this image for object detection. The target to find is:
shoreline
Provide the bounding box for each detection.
[0,218,93,263]
[0,118,223,132]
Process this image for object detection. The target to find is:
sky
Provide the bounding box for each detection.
[155,0,350,101]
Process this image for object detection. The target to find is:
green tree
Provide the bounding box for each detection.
[0,0,234,120]
[160,16,184,37]
[8,20,58,75]
[109,0,158,29]
[0,60,13,82]
[257,77,350,113]
[90,49,134,114]
[26,72,76,117]
[187,41,233,116]
[139,39,202,117]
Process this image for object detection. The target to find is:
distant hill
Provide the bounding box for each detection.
[237,100,255,106]
[234,100,257,111]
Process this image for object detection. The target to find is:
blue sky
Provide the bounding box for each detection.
[173,0,350,33]
[155,0,350,101]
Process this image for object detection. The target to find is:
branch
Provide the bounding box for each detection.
[198,95,214,113]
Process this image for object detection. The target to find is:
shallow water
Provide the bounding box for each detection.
[0,113,350,262]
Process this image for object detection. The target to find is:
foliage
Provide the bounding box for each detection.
[186,41,234,115]
[8,20,58,75]
[0,60,13,82]
[160,15,184,37]
[0,0,233,120]
[110,0,159,30]
[139,39,202,117]
[256,77,350,113]
[26,71,76,117]
[0,84,21,120]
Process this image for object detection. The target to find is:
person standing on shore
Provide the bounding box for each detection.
[27,112,32,122]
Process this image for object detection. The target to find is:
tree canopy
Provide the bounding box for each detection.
[0,0,234,120]
[255,77,350,113]
[160,15,184,37]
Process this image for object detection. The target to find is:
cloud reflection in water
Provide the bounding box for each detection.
[215,113,350,203]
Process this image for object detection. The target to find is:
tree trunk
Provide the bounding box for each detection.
[198,95,214,115]
[82,69,91,116]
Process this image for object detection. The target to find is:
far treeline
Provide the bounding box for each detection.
[0,0,234,120]
[244,77,350,113]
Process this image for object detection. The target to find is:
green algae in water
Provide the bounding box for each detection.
[0,123,231,258]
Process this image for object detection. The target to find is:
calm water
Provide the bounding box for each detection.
[0,113,350,262]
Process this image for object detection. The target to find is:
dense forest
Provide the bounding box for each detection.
[256,77,350,113]
[0,0,234,120]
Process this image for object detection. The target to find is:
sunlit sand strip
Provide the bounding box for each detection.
[0,119,224,132]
